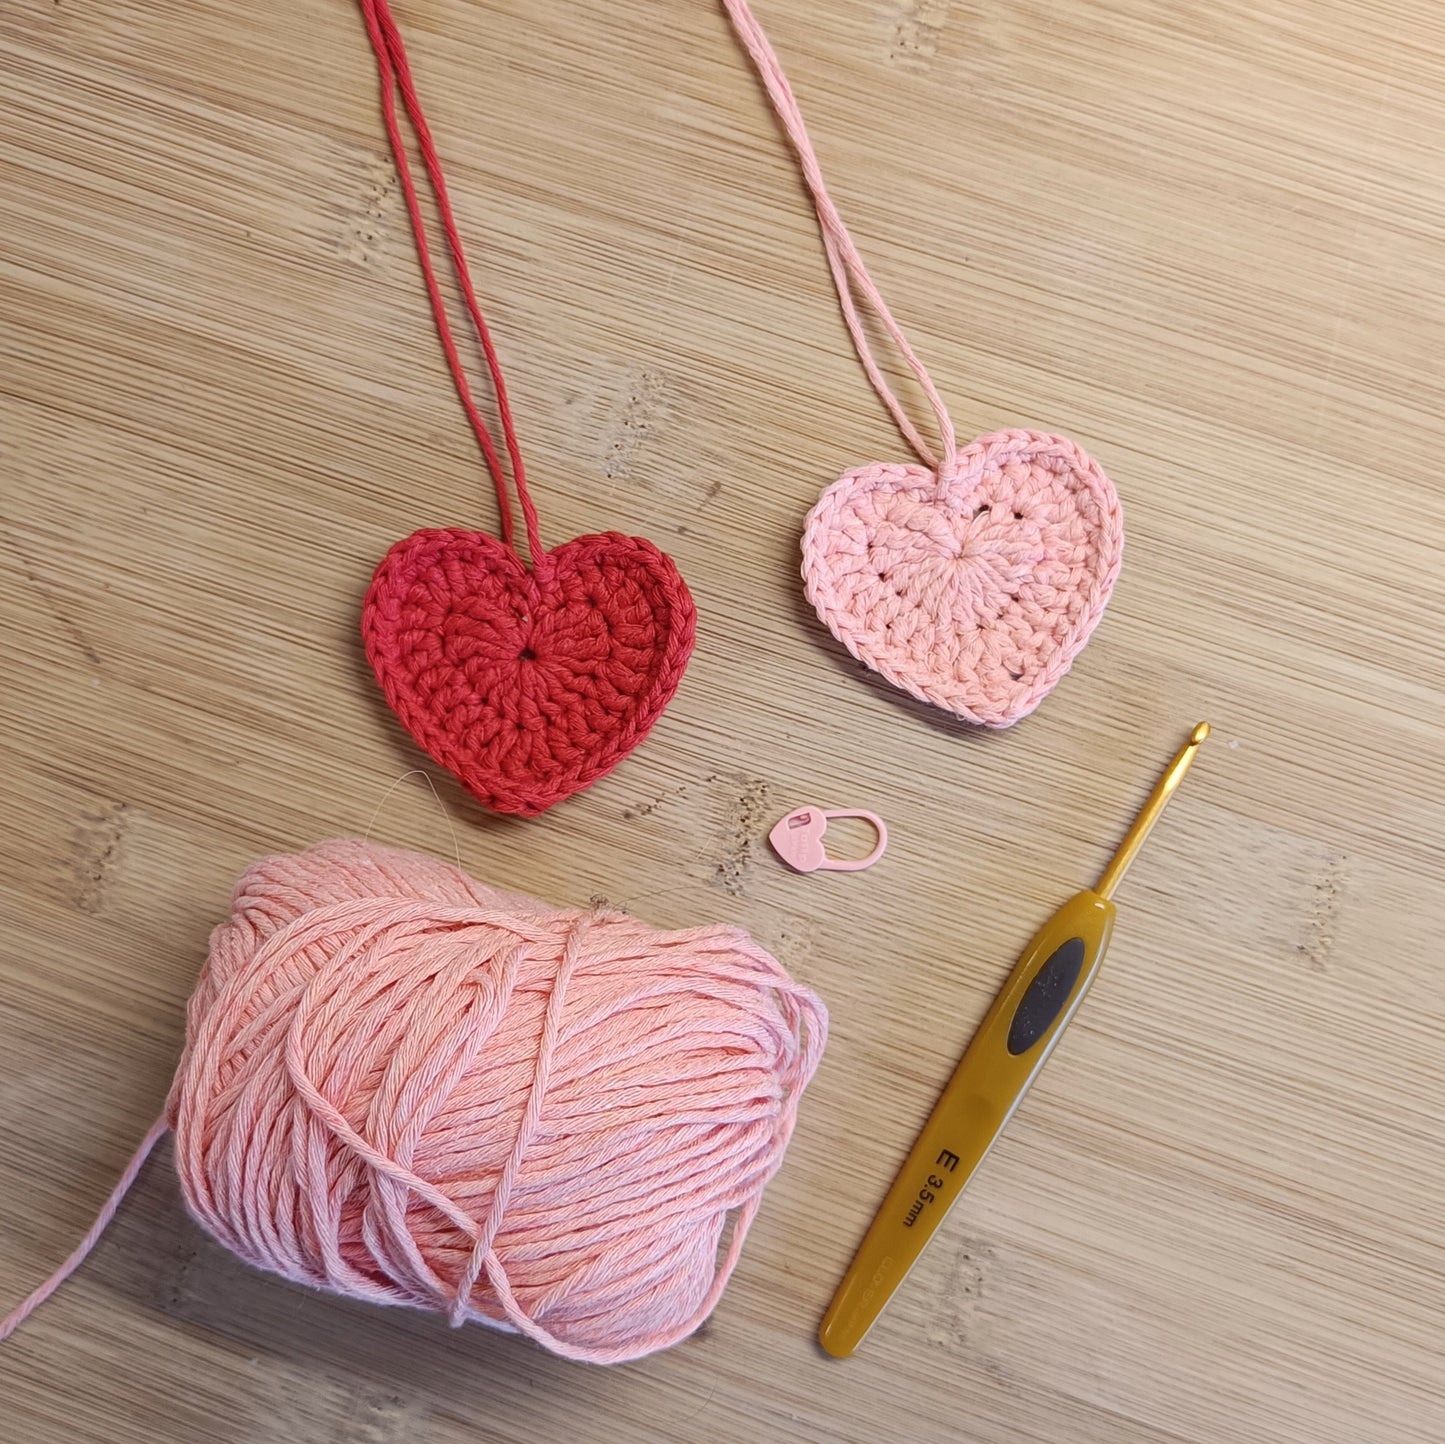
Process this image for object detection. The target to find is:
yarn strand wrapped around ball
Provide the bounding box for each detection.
[1,841,827,1364]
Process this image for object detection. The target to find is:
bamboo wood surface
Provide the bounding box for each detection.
[3,0,1445,1440]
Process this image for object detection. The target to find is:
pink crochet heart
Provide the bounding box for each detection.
[801,430,1122,727]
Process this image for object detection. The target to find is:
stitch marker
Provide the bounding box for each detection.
[769,807,888,874]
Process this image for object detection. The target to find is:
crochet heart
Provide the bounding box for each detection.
[363,529,696,815]
[801,430,1122,727]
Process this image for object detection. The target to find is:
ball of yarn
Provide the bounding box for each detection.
[165,840,826,1363]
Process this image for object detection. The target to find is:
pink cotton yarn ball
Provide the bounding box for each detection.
[164,840,827,1364]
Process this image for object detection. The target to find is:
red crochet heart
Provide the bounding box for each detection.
[362,529,696,816]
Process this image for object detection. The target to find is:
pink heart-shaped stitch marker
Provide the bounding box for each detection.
[768,807,888,873]
[801,431,1122,727]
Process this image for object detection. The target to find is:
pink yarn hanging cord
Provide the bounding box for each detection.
[723,0,1124,728]
[721,0,957,472]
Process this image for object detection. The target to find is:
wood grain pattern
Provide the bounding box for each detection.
[3,0,1444,1439]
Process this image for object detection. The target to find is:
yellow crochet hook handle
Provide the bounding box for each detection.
[819,722,1211,1358]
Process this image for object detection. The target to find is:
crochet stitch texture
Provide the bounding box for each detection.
[803,432,1122,726]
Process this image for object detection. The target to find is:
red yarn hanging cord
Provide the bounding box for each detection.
[357,0,540,558]
[356,0,696,818]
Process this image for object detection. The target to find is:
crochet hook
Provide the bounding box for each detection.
[819,722,1211,1358]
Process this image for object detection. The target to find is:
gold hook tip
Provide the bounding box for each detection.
[1093,720,1211,901]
